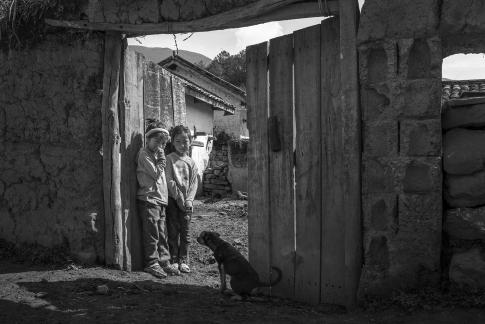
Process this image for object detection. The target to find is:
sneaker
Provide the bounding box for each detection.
[179,263,190,273]
[144,263,167,279]
[161,262,181,276]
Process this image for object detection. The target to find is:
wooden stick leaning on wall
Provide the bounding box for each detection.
[102,31,124,269]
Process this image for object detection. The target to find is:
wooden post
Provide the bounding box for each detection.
[102,31,123,269]
[339,0,362,308]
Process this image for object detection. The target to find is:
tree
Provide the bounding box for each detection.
[206,50,246,90]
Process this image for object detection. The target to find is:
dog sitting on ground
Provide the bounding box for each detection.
[197,231,281,298]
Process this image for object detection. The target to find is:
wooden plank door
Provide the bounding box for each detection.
[247,13,361,307]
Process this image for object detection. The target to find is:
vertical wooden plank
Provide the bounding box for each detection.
[320,17,346,304]
[339,0,362,309]
[294,25,321,304]
[102,31,123,269]
[247,42,271,284]
[121,46,145,271]
[268,34,295,298]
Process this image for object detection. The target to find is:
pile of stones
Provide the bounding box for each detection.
[202,144,232,196]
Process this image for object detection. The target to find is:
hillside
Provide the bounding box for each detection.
[129,46,212,66]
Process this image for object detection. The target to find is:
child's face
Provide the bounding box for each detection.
[147,133,168,152]
[173,132,191,155]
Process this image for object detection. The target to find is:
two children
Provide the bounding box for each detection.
[136,122,198,278]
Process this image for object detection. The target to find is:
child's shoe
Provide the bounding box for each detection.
[144,263,167,279]
[179,262,190,273]
[160,261,181,276]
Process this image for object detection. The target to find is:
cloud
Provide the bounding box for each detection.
[234,22,284,52]
[443,54,485,80]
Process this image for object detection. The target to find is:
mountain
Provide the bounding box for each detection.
[129,45,212,66]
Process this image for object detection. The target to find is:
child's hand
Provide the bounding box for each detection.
[160,133,170,148]
[185,200,193,214]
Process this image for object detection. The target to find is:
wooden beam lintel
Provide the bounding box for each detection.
[45,1,338,35]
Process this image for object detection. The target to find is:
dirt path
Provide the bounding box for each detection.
[0,199,484,323]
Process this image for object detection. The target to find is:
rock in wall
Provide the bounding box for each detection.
[203,144,231,197]
[0,32,105,263]
[442,98,485,288]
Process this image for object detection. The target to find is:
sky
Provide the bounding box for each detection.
[128,1,366,58]
[128,17,326,58]
[128,0,485,80]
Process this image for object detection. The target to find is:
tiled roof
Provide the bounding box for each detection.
[442,79,485,100]
[159,54,246,98]
[184,81,236,114]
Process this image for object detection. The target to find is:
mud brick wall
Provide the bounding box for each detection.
[0,32,105,263]
[358,0,443,296]
[202,144,231,196]
[442,98,485,289]
[143,62,186,128]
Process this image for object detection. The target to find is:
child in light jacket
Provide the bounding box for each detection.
[136,121,181,278]
[166,125,198,273]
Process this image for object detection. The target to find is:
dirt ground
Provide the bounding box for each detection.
[1,199,484,324]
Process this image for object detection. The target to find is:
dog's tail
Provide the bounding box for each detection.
[259,266,282,287]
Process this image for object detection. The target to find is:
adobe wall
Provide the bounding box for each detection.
[0,31,105,263]
[213,107,248,138]
[143,62,187,128]
[185,96,214,134]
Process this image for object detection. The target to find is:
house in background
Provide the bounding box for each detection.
[159,54,248,138]
[141,55,247,196]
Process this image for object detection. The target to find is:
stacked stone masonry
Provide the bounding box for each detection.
[0,32,105,264]
[443,98,485,289]
[202,144,232,196]
[358,0,443,297]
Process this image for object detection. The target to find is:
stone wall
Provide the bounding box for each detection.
[0,31,105,263]
[443,97,485,289]
[358,0,443,296]
[202,143,231,197]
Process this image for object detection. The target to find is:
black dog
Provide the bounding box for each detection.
[197,231,281,297]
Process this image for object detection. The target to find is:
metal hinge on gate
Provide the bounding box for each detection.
[268,116,281,152]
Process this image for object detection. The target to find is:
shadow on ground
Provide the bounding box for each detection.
[3,277,343,324]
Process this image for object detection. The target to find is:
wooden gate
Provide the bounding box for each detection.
[247,15,361,307]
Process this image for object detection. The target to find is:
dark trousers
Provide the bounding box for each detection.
[137,200,170,267]
[166,197,191,263]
